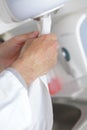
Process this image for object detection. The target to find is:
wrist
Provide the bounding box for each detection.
[11,59,36,86]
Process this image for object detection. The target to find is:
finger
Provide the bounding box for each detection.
[40,34,57,41]
[6,31,39,46]
[15,31,39,41]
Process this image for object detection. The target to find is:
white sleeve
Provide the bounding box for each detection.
[0,69,32,130]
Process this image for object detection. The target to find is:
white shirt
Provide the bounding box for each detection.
[0,69,53,130]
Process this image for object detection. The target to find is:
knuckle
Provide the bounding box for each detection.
[51,41,57,47]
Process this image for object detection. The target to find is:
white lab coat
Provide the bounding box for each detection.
[0,69,53,130]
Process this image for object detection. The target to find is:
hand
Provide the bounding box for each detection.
[12,34,58,85]
[0,31,39,72]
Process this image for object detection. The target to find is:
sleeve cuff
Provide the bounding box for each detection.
[6,67,28,88]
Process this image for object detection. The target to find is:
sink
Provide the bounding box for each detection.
[52,102,81,130]
[52,75,87,130]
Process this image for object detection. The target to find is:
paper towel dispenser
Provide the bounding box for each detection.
[0,0,68,22]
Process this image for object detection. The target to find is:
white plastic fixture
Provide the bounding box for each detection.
[52,13,87,79]
[0,0,68,22]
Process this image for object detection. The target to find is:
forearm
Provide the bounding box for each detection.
[0,69,28,105]
[0,69,32,129]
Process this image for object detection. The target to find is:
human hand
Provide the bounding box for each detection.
[12,34,58,85]
[0,31,39,72]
